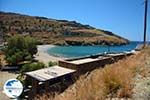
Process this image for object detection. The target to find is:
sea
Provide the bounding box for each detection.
[47,41,143,58]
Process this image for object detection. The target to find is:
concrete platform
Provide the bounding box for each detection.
[25,66,76,82]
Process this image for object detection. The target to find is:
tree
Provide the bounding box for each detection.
[24,36,37,56]
[4,35,38,65]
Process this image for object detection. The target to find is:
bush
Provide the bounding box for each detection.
[101,67,130,97]
[21,62,45,73]
[48,61,57,67]
[102,68,121,96]
[4,35,38,65]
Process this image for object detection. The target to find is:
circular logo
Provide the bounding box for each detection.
[3,79,23,98]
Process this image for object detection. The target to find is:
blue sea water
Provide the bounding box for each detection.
[47,41,142,58]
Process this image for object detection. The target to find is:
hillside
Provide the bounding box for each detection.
[0,11,129,46]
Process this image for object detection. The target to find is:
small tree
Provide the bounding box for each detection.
[24,36,37,57]
[4,35,38,65]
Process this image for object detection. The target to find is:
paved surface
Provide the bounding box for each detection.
[0,71,19,100]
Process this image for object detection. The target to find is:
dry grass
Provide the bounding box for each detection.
[35,92,57,100]
[35,47,150,100]
[0,53,6,67]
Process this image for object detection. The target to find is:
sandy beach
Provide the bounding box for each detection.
[34,45,65,66]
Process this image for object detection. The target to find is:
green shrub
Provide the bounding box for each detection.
[48,61,57,67]
[4,35,38,65]
[21,62,45,73]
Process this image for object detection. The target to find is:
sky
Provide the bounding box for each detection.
[0,0,150,41]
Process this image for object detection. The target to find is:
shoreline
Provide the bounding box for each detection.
[34,45,66,66]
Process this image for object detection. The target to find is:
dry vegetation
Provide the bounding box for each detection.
[0,12,128,45]
[35,46,150,100]
[0,51,6,67]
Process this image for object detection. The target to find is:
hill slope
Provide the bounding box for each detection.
[0,12,129,45]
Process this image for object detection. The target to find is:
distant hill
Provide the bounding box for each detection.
[0,11,129,46]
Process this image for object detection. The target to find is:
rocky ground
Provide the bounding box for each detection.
[132,54,150,100]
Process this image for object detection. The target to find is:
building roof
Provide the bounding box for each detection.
[25,66,76,82]
[69,56,110,64]
[69,58,100,64]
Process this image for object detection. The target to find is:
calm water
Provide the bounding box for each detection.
[47,42,142,58]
